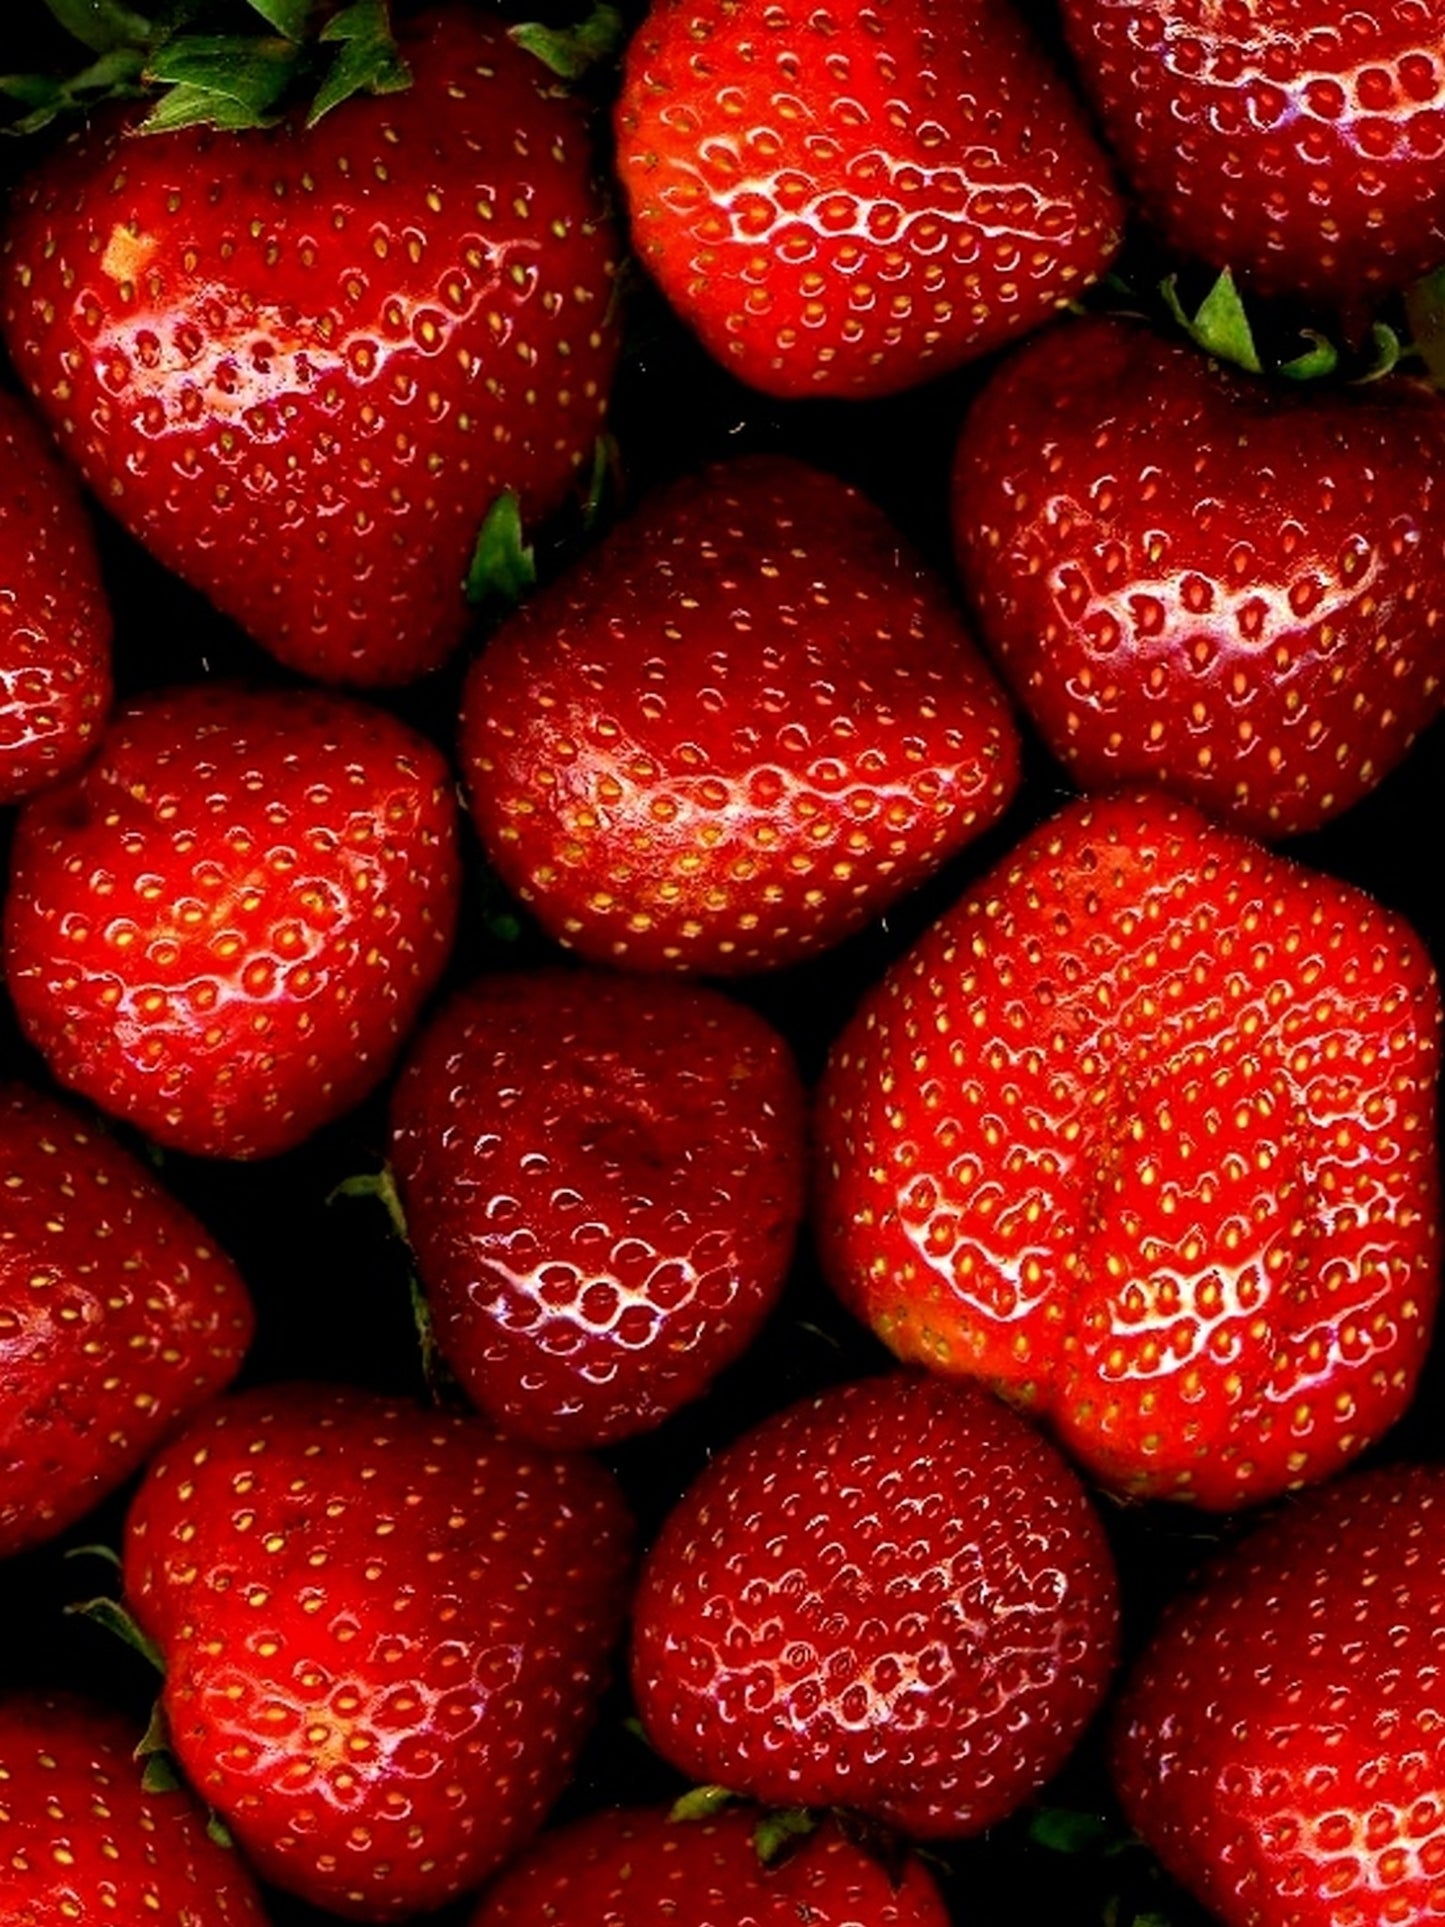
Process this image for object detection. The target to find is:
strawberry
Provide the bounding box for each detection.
[122,1381,635,1920]
[2,680,460,1160]
[460,453,1022,975]
[1059,0,1445,311]
[629,1371,1120,1838]
[0,6,621,687]
[813,789,1442,1510]
[470,1801,953,1925]
[950,315,1445,837]
[0,387,111,802]
[0,1082,253,1560]
[1114,1463,1445,1927]
[389,965,807,1449]
[0,1692,269,1924]
[613,0,1123,398]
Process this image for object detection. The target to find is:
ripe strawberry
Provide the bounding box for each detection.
[0,1693,269,1924]
[614,0,1123,398]
[0,1082,253,1560]
[951,316,1445,837]
[460,454,1021,975]
[470,1802,953,1925]
[630,1371,1120,1837]
[0,388,111,802]
[389,966,807,1449]
[1059,0,1445,309]
[122,1382,635,1920]
[814,790,1442,1510]
[0,6,621,687]
[3,681,460,1160]
[1115,1463,1445,1927]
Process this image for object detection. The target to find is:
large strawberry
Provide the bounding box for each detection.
[3,681,460,1159]
[123,1381,635,1920]
[460,454,1021,975]
[1,6,621,686]
[0,1693,269,1923]
[0,388,111,802]
[0,1082,253,1560]
[614,0,1123,398]
[1115,1463,1445,1927]
[470,1802,953,1925]
[1059,0,1445,310]
[389,966,807,1448]
[814,790,1442,1509]
[951,315,1445,837]
[630,1371,1119,1838]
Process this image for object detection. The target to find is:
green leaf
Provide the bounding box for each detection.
[63,1542,123,1571]
[509,4,626,82]
[309,0,411,123]
[45,0,155,55]
[246,0,312,36]
[69,1595,166,1675]
[466,490,537,608]
[1405,268,1445,385]
[1361,321,1404,383]
[328,1164,410,1242]
[1029,1806,1116,1854]
[1278,330,1339,381]
[206,1809,236,1850]
[1162,268,1263,375]
[668,1784,737,1822]
[1,44,148,134]
[140,31,302,130]
[753,1807,816,1864]
[582,431,620,534]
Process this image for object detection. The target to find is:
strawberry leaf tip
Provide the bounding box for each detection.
[669,1784,739,1823]
[67,1594,166,1675]
[466,490,538,607]
[310,0,411,124]
[753,1807,818,1865]
[45,0,155,54]
[1161,268,1263,374]
[509,4,626,82]
[245,0,311,35]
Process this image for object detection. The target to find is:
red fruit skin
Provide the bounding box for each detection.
[123,1383,635,1921]
[814,790,1442,1510]
[0,1083,253,1560]
[0,8,620,687]
[1060,0,1445,308]
[2,682,460,1160]
[1115,1465,1445,1927]
[951,318,1445,838]
[614,0,1123,399]
[469,1804,953,1926]
[390,967,807,1449]
[0,1693,270,1924]
[0,390,111,801]
[460,454,1022,975]
[630,1371,1120,1838]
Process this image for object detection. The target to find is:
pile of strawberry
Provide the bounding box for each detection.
[3,2,1445,1924]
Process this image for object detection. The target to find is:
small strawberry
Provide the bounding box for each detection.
[630,1371,1120,1838]
[460,454,1021,975]
[614,0,1123,398]
[814,790,1442,1509]
[3,681,460,1160]
[123,1382,635,1920]
[0,1693,269,1924]
[950,315,1445,837]
[389,966,807,1449]
[1,6,621,686]
[470,1801,953,1925]
[1060,0,1445,311]
[1115,1463,1445,1927]
[0,1082,253,1561]
[0,387,111,802]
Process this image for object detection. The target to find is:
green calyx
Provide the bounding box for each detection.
[2,0,411,135]
[508,3,626,83]
[466,490,538,609]
[1160,267,1403,384]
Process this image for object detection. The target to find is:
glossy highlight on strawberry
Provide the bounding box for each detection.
[615,0,1123,397]
[461,453,1021,974]
[390,967,807,1448]
[814,790,1442,1509]
[0,6,621,686]
[3,681,461,1160]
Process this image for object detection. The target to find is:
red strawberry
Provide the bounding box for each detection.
[0,1693,269,1924]
[3,681,460,1160]
[0,7,620,687]
[1115,1463,1445,1927]
[614,0,1123,398]
[0,1082,253,1560]
[0,388,111,802]
[1060,0,1445,310]
[460,454,1022,975]
[813,789,1442,1510]
[389,966,807,1449]
[122,1381,635,1920]
[951,316,1445,837]
[470,1802,953,1925]
[630,1371,1120,1838]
